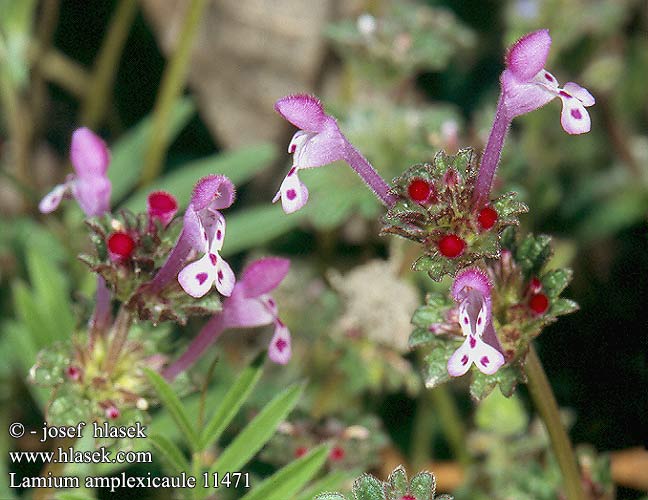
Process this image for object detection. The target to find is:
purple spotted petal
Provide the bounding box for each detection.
[275,94,329,132]
[563,82,595,107]
[559,97,591,135]
[505,29,551,81]
[213,255,235,297]
[39,184,68,213]
[268,321,292,364]
[447,336,473,377]
[447,334,505,377]
[273,170,309,214]
[239,257,290,298]
[178,253,215,298]
[472,336,505,375]
[70,127,110,178]
[190,174,235,211]
[208,214,226,253]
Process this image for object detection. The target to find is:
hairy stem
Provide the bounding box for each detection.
[526,345,585,500]
[104,307,133,373]
[473,93,511,209]
[139,0,208,185]
[80,0,138,128]
[148,232,192,293]
[343,142,398,207]
[88,276,112,349]
[163,314,227,381]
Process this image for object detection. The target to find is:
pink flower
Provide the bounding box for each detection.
[163,257,292,380]
[273,94,396,214]
[501,29,595,134]
[222,257,292,364]
[273,95,346,213]
[447,269,505,377]
[177,175,236,298]
[39,127,111,217]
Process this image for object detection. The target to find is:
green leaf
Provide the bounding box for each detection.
[200,356,264,451]
[296,470,356,500]
[238,444,329,500]
[353,473,385,500]
[222,205,307,257]
[541,269,573,298]
[386,465,408,497]
[422,340,456,389]
[411,294,452,329]
[209,383,304,478]
[409,327,436,348]
[121,144,277,211]
[515,234,552,278]
[144,368,200,451]
[109,98,195,202]
[26,249,75,338]
[149,433,189,474]
[409,471,436,499]
[549,298,579,317]
[469,364,525,401]
[12,281,51,348]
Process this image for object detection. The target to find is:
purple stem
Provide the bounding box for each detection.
[163,314,227,381]
[473,93,512,209]
[89,276,112,347]
[343,142,398,207]
[148,233,192,293]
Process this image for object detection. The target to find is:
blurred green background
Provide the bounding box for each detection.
[1,0,646,498]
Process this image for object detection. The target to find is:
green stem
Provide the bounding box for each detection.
[526,345,585,500]
[80,0,138,128]
[411,354,470,468]
[31,0,60,130]
[139,0,208,186]
[429,385,471,466]
[410,386,435,470]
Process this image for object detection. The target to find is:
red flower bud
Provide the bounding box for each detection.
[528,277,543,294]
[147,191,178,228]
[107,231,135,261]
[477,206,498,230]
[66,366,81,381]
[105,406,120,420]
[407,179,432,203]
[438,234,466,258]
[529,293,549,314]
[294,446,308,458]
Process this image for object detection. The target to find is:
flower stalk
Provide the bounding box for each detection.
[526,344,585,500]
[140,0,209,185]
[80,0,138,127]
[104,307,134,374]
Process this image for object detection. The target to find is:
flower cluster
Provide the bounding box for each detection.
[33,127,295,425]
[273,29,590,391]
